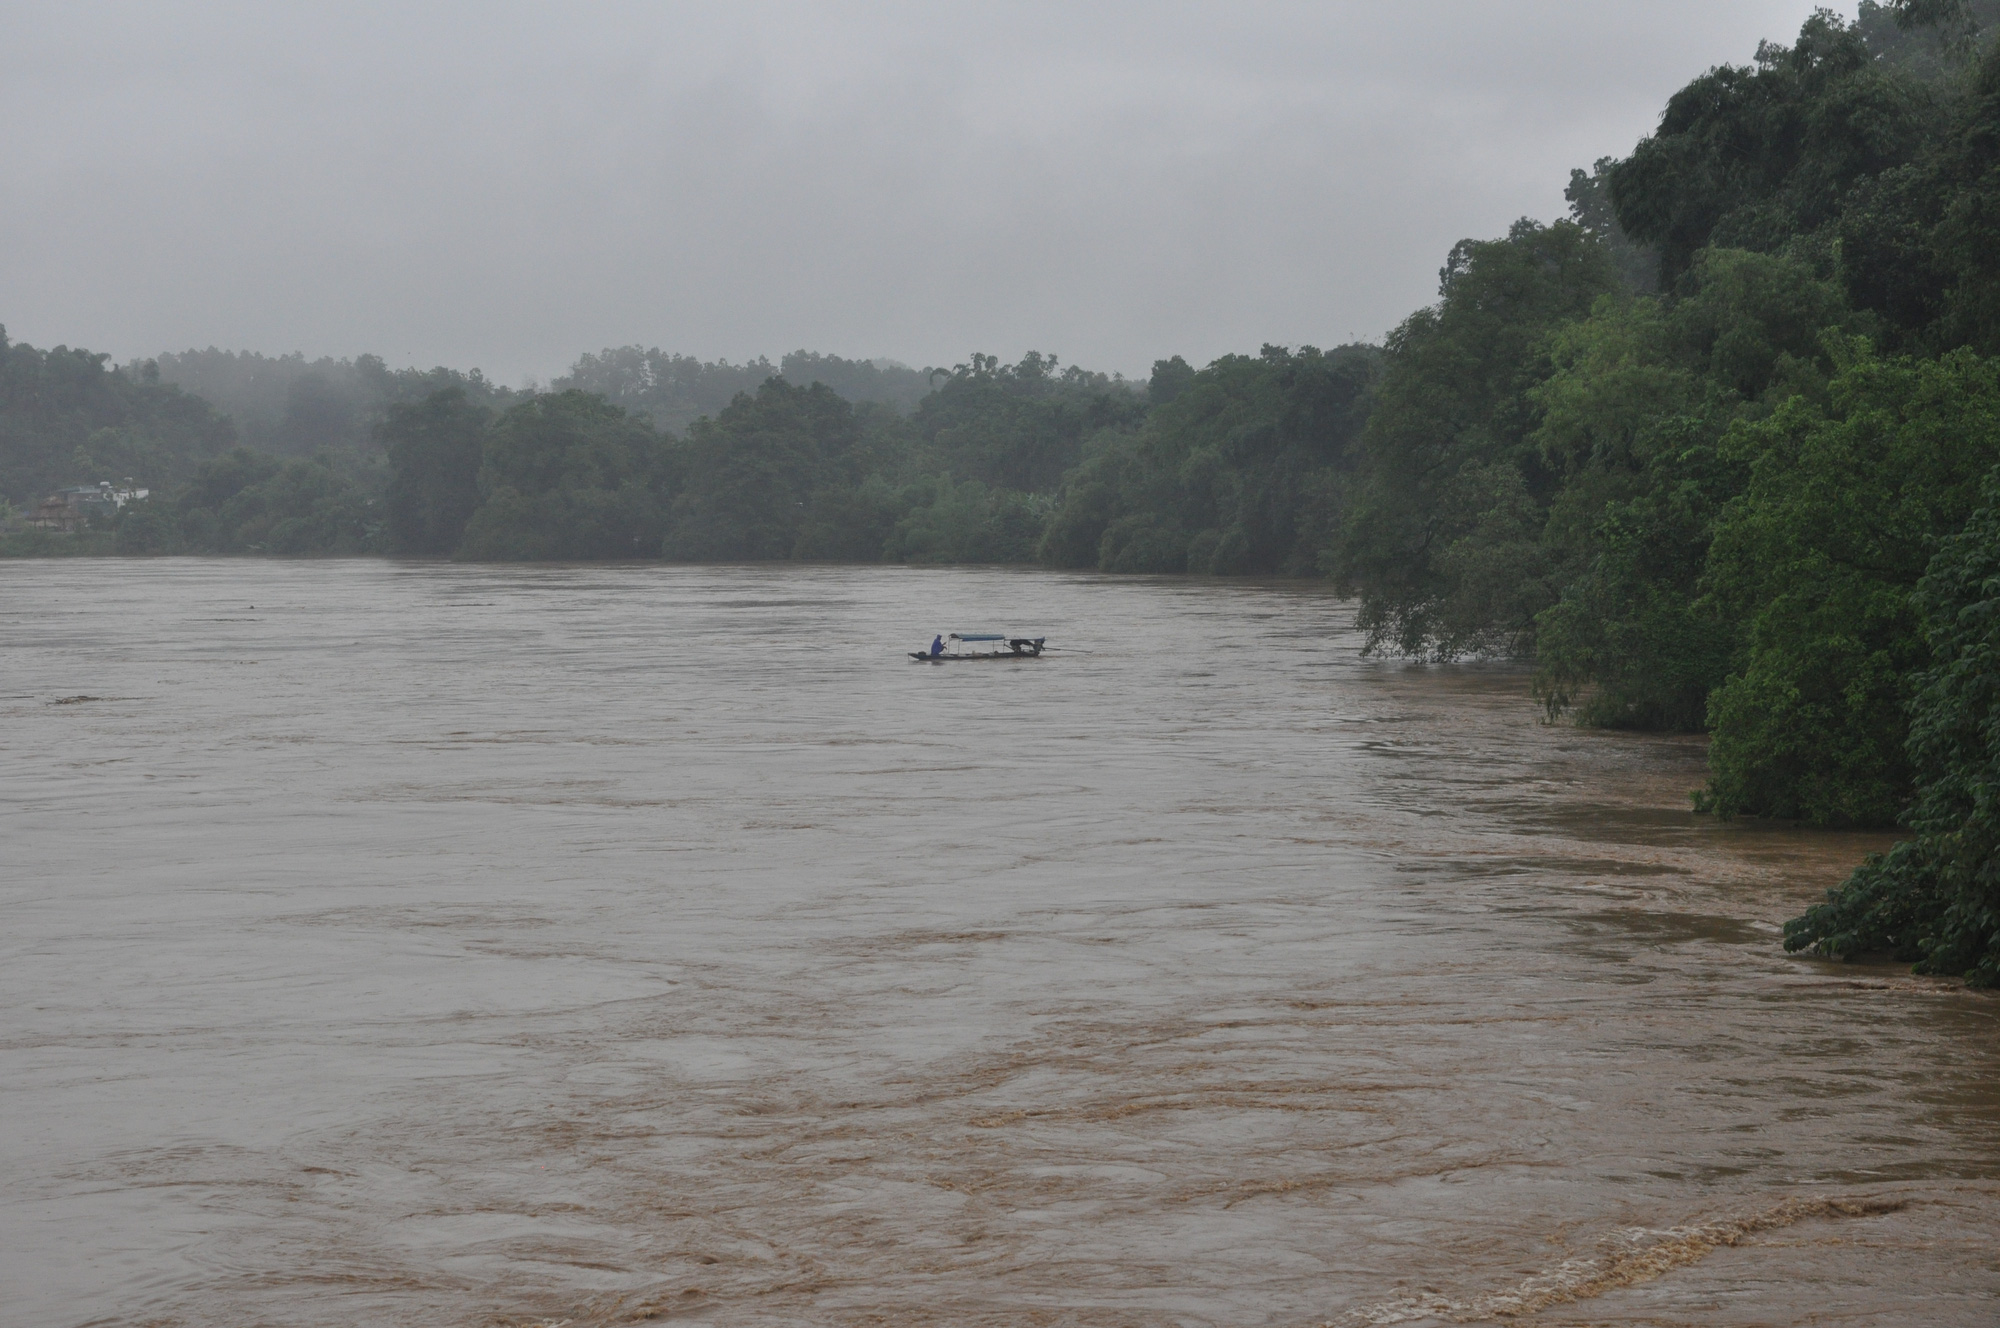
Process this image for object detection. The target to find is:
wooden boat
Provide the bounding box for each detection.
[910,632,1047,661]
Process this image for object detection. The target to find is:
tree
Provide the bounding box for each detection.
[663,378,858,561]
[1609,13,1934,291]
[1,327,236,507]
[108,446,380,556]
[1332,219,1617,656]
[1786,458,2000,983]
[458,391,669,561]
[914,352,1145,495]
[1038,345,1376,576]
[1565,158,1658,294]
[145,348,521,458]
[1531,250,1863,727]
[1699,348,2000,823]
[1148,355,1196,407]
[884,477,1046,564]
[382,388,491,555]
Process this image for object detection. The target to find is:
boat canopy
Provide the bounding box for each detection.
[949,633,1007,641]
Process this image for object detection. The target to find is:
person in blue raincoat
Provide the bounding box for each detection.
[929,634,945,657]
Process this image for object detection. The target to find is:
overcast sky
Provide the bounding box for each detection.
[3,1,1856,385]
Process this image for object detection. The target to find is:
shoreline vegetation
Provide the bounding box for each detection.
[8,2,2000,985]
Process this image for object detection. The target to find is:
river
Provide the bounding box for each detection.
[3,559,1995,1326]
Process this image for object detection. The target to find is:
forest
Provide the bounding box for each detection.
[4,1,1999,982]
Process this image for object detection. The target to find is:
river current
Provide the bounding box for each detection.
[3,559,1995,1327]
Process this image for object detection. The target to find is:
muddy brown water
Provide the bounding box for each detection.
[3,560,1996,1327]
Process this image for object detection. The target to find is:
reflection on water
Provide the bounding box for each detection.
[2,560,1995,1327]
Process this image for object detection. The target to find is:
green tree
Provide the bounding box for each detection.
[1,327,236,510]
[663,378,863,561]
[224,458,378,554]
[382,388,491,555]
[1531,250,1862,727]
[778,351,932,413]
[1786,459,2000,983]
[146,348,520,458]
[884,477,1046,564]
[115,447,380,556]
[112,498,185,555]
[1332,219,1617,656]
[1699,347,2000,823]
[1565,158,1658,294]
[1610,13,1936,291]
[1039,344,1375,576]
[791,476,908,562]
[1147,355,1197,407]
[459,390,669,561]
[914,352,1145,495]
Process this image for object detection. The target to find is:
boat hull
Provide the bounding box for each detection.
[908,652,1045,662]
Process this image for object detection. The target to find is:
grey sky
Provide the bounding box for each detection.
[4,1,1850,385]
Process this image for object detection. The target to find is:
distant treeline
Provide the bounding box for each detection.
[7,1,2000,980]
[139,345,935,453]
[0,336,237,508]
[368,345,1365,573]
[556,347,934,434]
[0,342,944,555]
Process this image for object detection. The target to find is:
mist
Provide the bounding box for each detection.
[6,1,1849,382]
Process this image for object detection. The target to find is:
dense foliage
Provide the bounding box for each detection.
[1698,348,2000,824]
[379,355,1145,565]
[1330,219,1619,656]
[1326,1,2000,978]
[1,326,237,507]
[555,347,932,435]
[111,449,380,556]
[145,348,523,459]
[1044,345,1374,575]
[458,391,672,561]
[1786,461,2000,985]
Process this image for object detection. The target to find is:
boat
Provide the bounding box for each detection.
[910,632,1047,661]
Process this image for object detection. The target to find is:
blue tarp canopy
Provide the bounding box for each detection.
[950,633,1007,641]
